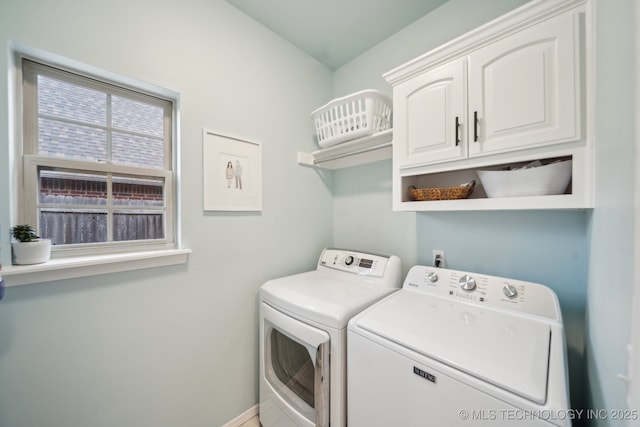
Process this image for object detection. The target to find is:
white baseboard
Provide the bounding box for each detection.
[221,404,259,427]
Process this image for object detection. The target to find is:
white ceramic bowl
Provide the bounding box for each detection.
[477,160,572,198]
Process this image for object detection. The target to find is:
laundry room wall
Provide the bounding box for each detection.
[331,0,633,417]
[585,0,637,423]
[0,0,334,426]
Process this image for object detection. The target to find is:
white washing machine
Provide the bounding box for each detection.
[348,265,571,427]
[259,248,401,427]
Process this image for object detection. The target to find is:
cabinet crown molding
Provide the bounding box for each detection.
[383,0,588,86]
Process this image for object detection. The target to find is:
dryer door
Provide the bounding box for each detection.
[262,302,330,427]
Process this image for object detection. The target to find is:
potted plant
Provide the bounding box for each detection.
[10,224,51,265]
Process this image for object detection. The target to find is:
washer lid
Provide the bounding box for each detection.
[261,270,397,329]
[352,289,551,404]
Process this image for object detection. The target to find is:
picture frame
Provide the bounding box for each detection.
[203,129,262,211]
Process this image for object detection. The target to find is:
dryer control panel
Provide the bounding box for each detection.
[318,248,397,279]
[403,266,560,320]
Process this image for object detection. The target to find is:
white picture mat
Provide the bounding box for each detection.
[203,130,262,211]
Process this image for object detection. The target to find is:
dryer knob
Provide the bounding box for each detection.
[344,255,354,266]
[427,272,438,283]
[459,275,476,291]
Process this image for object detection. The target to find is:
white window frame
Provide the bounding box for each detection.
[3,43,188,286]
[21,60,176,256]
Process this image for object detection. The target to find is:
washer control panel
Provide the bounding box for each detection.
[318,248,394,278]
[403,266,559,320]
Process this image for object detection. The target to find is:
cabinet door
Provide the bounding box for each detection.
[468,10,580,157]
[395,59,466,168]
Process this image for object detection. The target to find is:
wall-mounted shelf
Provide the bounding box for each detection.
[297,129,392,170]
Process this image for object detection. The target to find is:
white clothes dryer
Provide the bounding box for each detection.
[348,265,571,427]
[259,248,401,427]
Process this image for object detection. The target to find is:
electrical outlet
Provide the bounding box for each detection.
[433,249,445,268]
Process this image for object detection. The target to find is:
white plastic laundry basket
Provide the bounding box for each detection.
[311,89,392,148]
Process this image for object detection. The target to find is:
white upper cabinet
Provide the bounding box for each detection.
[396,59,466,168]
[384,0,592,211]
[468,10,580,157]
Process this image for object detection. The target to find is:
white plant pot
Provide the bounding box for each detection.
[12,239,52,265]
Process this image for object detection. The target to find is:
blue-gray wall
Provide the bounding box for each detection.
[0,0,334,426]
[586,0,637,423]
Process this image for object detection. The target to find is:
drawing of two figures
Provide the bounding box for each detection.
[225,160,243,190]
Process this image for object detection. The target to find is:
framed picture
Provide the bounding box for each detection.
[203,129,262,211]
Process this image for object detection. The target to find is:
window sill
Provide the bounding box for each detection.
[1,248,191,287]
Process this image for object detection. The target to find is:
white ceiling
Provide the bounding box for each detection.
[226,0,449,70]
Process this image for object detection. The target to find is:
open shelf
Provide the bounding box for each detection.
[395,154,592,211]
[297,129,392,170]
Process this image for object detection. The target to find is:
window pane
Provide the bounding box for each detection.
[38,117,107,161]
[112,96,164,138]
[39,169,107,205]
[37,168,165,245]
[113,211,164,241]
[112,132,164,169]
[40,209,108,245]
[38,75,106,126]
[38,168,108,244]
[113,176,164,206]
[110,175,165,242]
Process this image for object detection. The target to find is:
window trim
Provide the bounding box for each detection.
[7,41,186,278]
[1,249,192,287]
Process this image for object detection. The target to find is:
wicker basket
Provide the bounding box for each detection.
[409,181,476,201]
[311,89,392,148]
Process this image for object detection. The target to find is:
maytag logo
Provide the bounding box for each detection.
[413,366,436,383]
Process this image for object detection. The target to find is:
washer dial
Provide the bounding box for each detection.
[503,284,518,298]
[459,275,476,291]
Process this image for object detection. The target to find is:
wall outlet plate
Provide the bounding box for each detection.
[433,249,445,268]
